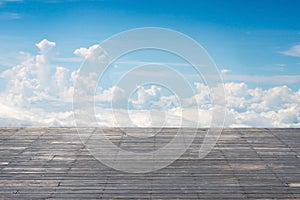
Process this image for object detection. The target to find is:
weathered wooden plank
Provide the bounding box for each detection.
[0,128,299,199]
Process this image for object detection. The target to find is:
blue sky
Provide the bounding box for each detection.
[0,0,300,127]
[1,0,300,81]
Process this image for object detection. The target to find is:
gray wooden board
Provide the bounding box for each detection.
[0,128,299,199]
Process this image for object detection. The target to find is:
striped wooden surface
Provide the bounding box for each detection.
[0,128,300,199]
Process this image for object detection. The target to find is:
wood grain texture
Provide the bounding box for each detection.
[0,128,299,199]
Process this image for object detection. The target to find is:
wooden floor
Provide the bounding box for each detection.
[0,128,300,199]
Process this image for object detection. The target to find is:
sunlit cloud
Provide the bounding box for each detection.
[1,41,300,127]
[281,44,300,57]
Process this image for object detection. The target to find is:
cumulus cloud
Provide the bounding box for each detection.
[223,83,300,127]
[0,39,75,126]
[35,39,56,87]
[281,44,300,57]
[74,44,107,62]
[129,85,162,109]
[36,39,56,54]
[96,82,300,128]
[0,40,300,128]
[0,39,74,106]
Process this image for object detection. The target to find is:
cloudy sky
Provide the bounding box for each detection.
[0,0,300,127]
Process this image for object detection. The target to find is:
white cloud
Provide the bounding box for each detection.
[276,64,286,67]
[0,51,31,67]
[221,69,231,74]
[223,74,300,85]
[223,83,300,127]
[0,39,73,107]
[1,41,300,128]
[184,83,210,108]
[281,44,300,57]
[0,12,21,19]
[104,108,184,128]
[0,101,74,126]
[35,39,56,87]
[53,56,82,63]
[0,0,23,19]
[36,39,56,54]
[74,44,107,62]
[0,0,22,4]
[130,85,162,109]
[225,82,248,97]
[94,86,126,108]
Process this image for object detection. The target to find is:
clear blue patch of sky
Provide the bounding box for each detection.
[0,0,300,88]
